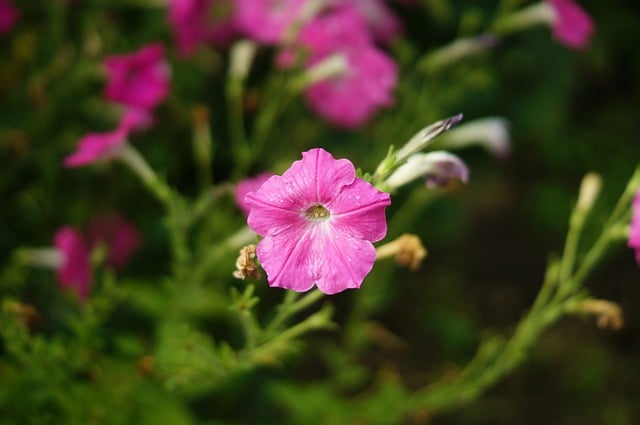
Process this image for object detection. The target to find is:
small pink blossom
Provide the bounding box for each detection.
[0,0,19,35]
[168,0,237,56]
[87,214,141,271]
[294,7,398,128]
[235,172,273,215]
[54,227,91,301]
[245,148,391,294]
[547,0,594,49]
[104,43,171,111]
[63,109,150,168]
[234,0,305,44]
[628,189,640,266]
[304,47,397,128]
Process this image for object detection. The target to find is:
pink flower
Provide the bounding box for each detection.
[63,108,150,168]
[54,227,91,301]
[299,6,372,54]
[304,47,397,128]
[87,214,141,271]
[245,148,391,294]
[235,172,273,215]
[234,0,305,44]
[104,43,171,111]
[336,0,402,44]
[168,0,237,56]
[628,189,640,266]
[546,0,594,49]
[294,7,398,128]
[0,0,19,35]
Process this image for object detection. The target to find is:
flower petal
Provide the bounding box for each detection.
[257,221,377,294]
[330,178,390,242]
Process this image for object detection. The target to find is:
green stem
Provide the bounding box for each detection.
[192,226,257,283]
[227,76,251,180]
[264,289,325,335]
[408,298,567,413]
[246,304,333,365]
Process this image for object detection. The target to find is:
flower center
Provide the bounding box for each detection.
[304,204,330,221]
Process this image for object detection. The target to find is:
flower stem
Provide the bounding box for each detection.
[264,289,325,335]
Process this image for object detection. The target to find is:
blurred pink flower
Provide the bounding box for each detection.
[628,189,640,266]
[337,0,402,44]
[104,43,171,110]
[295,7,398,128]
[234,0,305,44]
[168,0,237,56]
[87,214,141,272]
[63,109,150,168]
[0,0,19,35]
[235,172,273,215]
[54,227,91,301]
[304,47,397,128]
[299,6,372,53]
[245,148,391,294]
[547,0,594,49]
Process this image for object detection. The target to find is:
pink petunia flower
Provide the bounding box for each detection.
[235,172,273,215]
[0,0,19,35]
[168,0,237,56]
[103,43,171,111]
[546,0,594,49]
[628,189,640,266]
[234,0,305,44]
[53,227,92,301]
[245,148,391,294]
[87,214,141,272]
[63,108,150,168]
[295,7,398,128]
[304,47,397,128]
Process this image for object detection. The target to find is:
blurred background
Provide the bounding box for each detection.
[1,0,639,424]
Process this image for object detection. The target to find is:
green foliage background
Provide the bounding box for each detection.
[1,0,639,424]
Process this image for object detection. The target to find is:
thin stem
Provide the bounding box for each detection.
[246,304,333,365]
[117,143,171,204]
[226,76,251,179]
[264,289,325,335]
[192,226,257,283]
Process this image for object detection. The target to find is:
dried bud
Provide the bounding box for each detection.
[3,300,40,328]
[233,244,261,280]
[575,299,624,331]
[375,234,427,271]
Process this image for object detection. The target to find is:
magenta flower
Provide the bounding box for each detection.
[546,0,594,49]
[54,227,91,301]
[295,7,398,128]
[103,43,171,111]
[63,108,150,168]
[0,0,19,35]
[245,148,391,294]
[168,0,237,56]
[234,0,305,44]
[338,0,403,44]
[87,214,141,271]
[628,189,640,266]
[235,172,273,215]
[304,47,397,128]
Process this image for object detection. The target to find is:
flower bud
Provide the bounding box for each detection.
[384,151,469,190]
